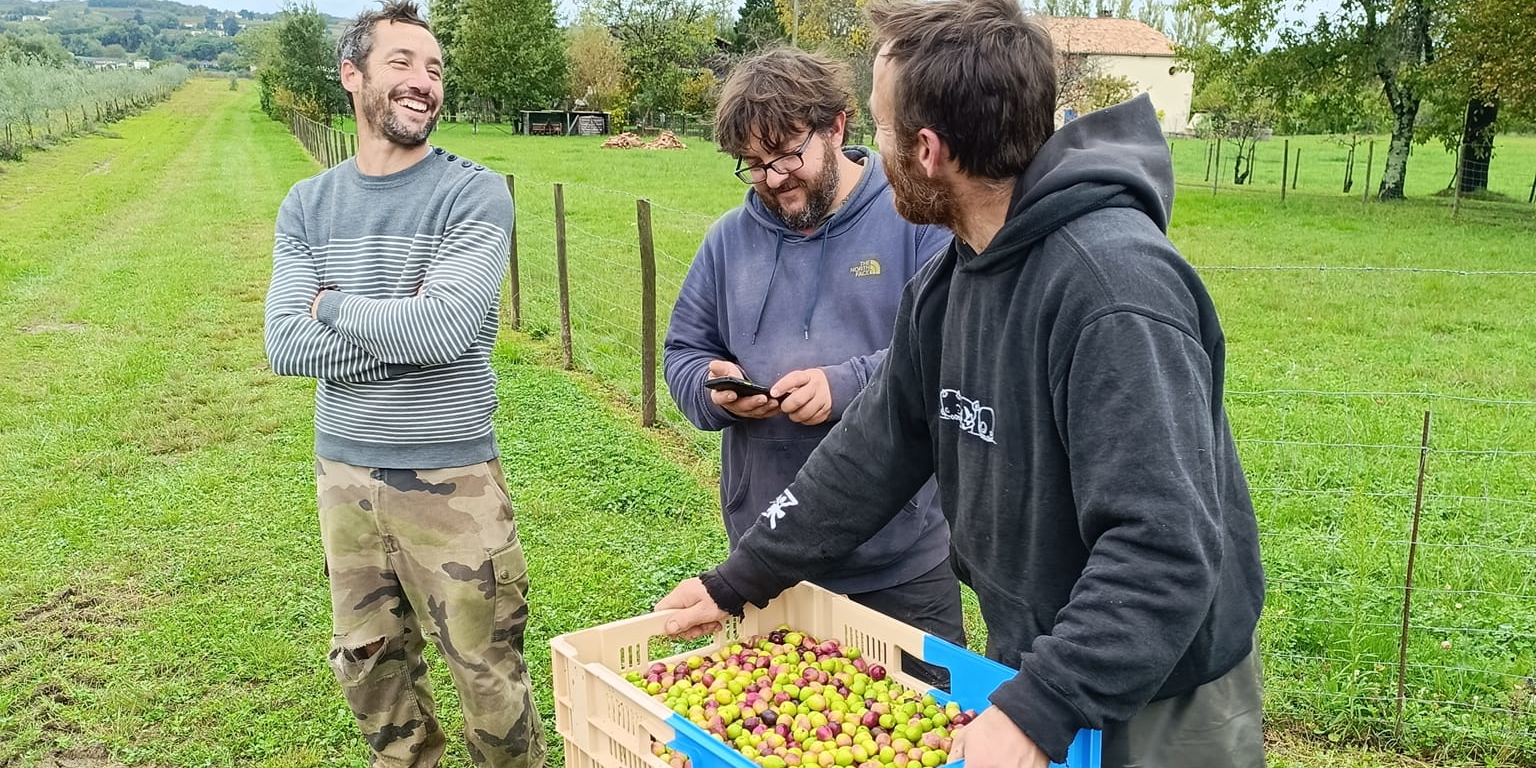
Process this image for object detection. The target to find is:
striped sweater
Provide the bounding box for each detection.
[264,147,511,469]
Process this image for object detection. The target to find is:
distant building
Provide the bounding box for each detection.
[133,59,151,70]
[1040,13,1194,135]
[76,56,128,70]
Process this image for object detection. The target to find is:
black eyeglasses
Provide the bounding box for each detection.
[734,131,816,184]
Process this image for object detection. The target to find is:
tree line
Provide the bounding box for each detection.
[250,0,1534,202]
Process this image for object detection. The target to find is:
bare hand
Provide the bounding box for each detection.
[309,289,329,319]
[654,578,727,640]
[707,360,780,419]
[949,707,1049,768]
[772,368,832,425]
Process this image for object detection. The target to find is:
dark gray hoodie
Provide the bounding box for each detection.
[700,96,1265,764]
[664,147,953,595]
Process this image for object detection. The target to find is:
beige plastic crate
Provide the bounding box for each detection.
[550,580,1100,768]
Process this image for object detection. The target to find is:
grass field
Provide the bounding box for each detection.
[1,79,1533,767]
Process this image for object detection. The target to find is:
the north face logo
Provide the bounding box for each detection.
[762,488,798,529]
[849,259,881,277]
[938,388,996,443]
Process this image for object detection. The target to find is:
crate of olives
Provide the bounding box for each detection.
[550,581,1100,768]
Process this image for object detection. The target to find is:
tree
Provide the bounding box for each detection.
[774,0,867,54]
[223,16,241,38]
[1189,0,1434,200]
[1422,0,1536,193]
[733,0,786,53]
[0,30,74,66]
[565,20,626,112]
[250,3,346,122]
[585,0,723,124]
[1134,1,1215,49]
[428,0,468,115]
[454,0,567,120]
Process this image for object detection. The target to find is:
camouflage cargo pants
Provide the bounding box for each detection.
[317,458,547,768]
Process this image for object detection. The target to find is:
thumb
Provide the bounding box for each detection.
[664,605,721,638]
[707,359,743,378]
[949,728,968,762]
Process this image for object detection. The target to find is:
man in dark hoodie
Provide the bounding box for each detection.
[662,47,964,682]
[655,1,1266,767]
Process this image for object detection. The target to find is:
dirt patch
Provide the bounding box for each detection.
[36,744,134,768]
[21,322,90,334]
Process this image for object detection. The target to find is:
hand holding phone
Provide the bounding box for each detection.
[704,375,781,400]
[703,360,782,420]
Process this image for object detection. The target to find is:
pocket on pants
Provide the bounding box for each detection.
[490,538,530,649]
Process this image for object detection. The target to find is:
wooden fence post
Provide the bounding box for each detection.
[638,199,657,428]
[1212,138,1221,195]
[1395,411,1432,738]
[1281,139,1289,203]
[505,174,521,331]
[554,183,573,370]
[1363,140,1375,203]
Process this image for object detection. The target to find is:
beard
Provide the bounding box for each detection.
[759,140,840,231]
[884,142,961,229]
[359,76,439,147]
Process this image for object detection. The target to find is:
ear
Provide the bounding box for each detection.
[340,57,364,97]
[912,127,949,178]
[829,110,848,145]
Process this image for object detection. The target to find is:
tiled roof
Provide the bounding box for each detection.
[1039,15,1177,57]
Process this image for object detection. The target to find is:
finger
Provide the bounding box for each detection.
[778,387,811,414]
[770,370,808,395]
[666,608,721,638]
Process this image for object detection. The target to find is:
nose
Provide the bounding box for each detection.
[763,166,792,189]
[404,65,437,96]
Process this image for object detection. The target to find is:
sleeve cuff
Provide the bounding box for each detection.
[699,570,748,617]
[315,290,344,326]
[988,665,1090,765]
[821,364,861,420]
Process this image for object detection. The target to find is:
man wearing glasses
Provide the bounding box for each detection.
[662,47,963,682]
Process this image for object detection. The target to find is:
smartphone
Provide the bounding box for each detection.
[704,375,781,400]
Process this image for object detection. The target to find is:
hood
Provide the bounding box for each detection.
[963,94,1174,274]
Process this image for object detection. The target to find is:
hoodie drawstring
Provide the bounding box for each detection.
[749,234,786,344]
[802,235,830,339]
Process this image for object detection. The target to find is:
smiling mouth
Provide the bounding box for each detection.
[395,97,431,114]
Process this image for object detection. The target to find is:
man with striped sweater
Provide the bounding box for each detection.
[262,3,543,766]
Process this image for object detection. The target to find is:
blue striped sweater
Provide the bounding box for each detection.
[264,147,510,468]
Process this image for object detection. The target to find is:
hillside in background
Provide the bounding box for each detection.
[0,0,346,67]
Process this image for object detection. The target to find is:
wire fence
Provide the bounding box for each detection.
[1175,130,1536,229]
[285,119,1536,764]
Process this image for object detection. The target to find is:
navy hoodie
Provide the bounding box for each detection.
[664,147,953,595]
[699,96,1265,763]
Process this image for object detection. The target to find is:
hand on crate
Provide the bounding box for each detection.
[949,707,1048,768]
[655,577,726,640]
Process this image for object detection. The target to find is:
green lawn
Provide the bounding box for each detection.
[1,83,1533,767]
